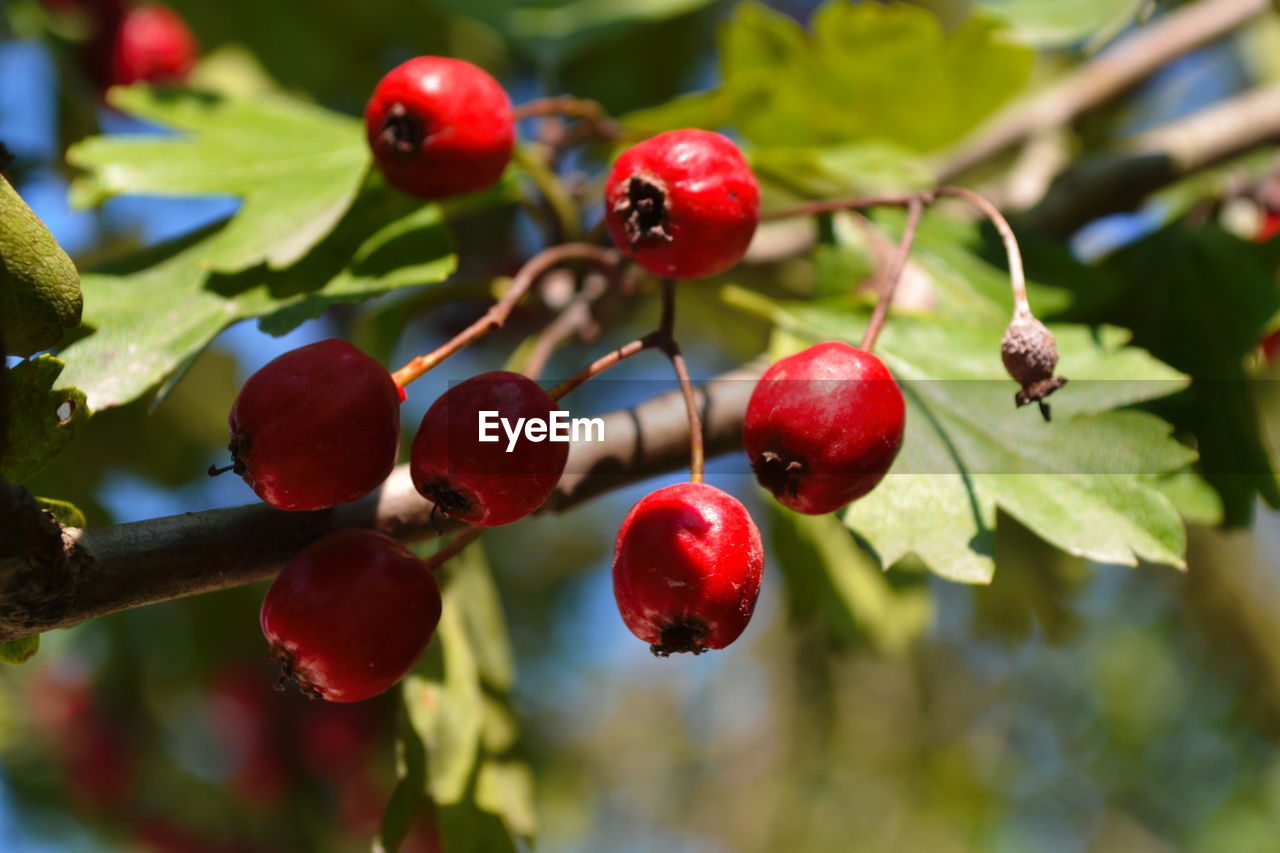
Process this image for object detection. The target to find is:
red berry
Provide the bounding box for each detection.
[410,370,569,526]
[260,529,442,703]
[612,482,764,656]
[604,129,760,280]
[365,57,514,200]
[743,341,905,515]
[226,338,402,511]
[110,4,197,86]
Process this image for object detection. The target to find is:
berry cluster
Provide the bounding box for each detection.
[43,1,198,90]
[206,56,1060,702]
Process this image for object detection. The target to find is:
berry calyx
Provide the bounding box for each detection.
[743,341,905,515]
[612,482,764,656]
[225,339,402,511]
[410,371,568,526]
[110,4,197,86]
[604,129,760,280]
[1001,311,1067,419]
[260,529,442,703]
[365,57,514,200]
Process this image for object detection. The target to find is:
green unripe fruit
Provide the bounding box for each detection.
[0,175,82,357]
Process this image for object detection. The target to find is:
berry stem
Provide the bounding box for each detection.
[512,96,621,140]
[425,525,483,571]
[935,185,1030,316]
[860,196,925,352]
[658,279,705,484]
[391,243,621,387]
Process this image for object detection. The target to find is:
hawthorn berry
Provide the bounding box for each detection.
[110,4,197,86]
[224,338,403,511]
[613,482,764,656]
[410,370,568,526]
[743,341,905,515]
[604,129,760,280]
[260,529,442,703]
[365,56,514,200]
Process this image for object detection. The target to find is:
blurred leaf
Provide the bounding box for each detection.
[57,187,455,411]
[715,1,1032,152]
[769,506,931,654]
[1102,226,1280,525]
[1147,469,1224,527]
[68,86,368,273]
[432,0,718,65]
[404,611,483,807]
[1,356,89,483]
[377,710,429,853]
[476,759,537,840]
[729,290,1194,583]
[446,546,515,693]
[751,143,932,199]
[0,636,38,665]
[980,0,1144,47]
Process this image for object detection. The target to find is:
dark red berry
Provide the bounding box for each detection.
[743,341,905,515]
[365,57,514,200]
[604,129,760,280]
[226,338,402,511]
[410,370,568,526]
[260,529,442,703]
[110,4,197,86]
[612,482,764,656]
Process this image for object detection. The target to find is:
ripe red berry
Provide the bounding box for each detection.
[613,482,764,656]
[260,529,442,703]
[410,371,568,526]
[365,57,514,200]
[226,338,403,511]
[604,129,760,280]
[110,4,197,86]
[743,341,905,515]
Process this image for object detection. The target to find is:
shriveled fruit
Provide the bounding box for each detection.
[604,129,760,280]
[410,370,568,526]
[260,529,441,703]
[613,482,763,656]
[225,339,402,511]
[365,56,514,200]
[743,341,904,515]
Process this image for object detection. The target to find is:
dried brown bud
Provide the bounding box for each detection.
[1002,311,1067,419]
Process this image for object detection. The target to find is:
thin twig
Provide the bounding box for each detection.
[512,96,621,140]
[658,279,704,484]
[861,196,926,351]
[426,526,483,570]
[390,243,620,387]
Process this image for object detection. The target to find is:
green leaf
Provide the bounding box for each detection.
[1101,225,1280,525]
[980,0,1144,46]
[476,759,538,841]
[377,711,429,853]
[68,86,369,273]
[769,506,931,654]
[431,0,718,64]
[444,546,515,693]
[0,174,82,357]
[713,1,1032,152]
[57,187,455,411]
[35,496,86,528]
[403,609,483,807]
[1,356,90,483]
[729,290,1195,583]
[0,635,39,665]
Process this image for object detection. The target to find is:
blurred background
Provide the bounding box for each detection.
[3,0,1280,850]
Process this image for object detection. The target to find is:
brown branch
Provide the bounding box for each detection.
[0,363,765,642]
[935,0,1272,181]
[1020,83,1280,236]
